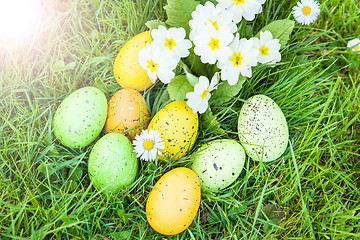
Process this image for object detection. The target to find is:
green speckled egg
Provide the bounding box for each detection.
[88,133,138,193]
[53,87,107,148]
[237,94,289,162]
[148,101,199,161]
[191,139,246,191]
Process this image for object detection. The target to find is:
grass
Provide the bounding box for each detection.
[0,0,359,239]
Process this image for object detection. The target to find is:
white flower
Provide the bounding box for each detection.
[151,25,192,59]
[251,31,281,64]
[186,73,219,114]
[292,0,320,25]
[215,0,266,23]
[217,34,258,85]
[138,43,178,84]
[189,1,236,41]
[133,129,165,161]
[193,27,233,64]
[347,38,360,52]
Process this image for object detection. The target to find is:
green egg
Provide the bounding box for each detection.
[53,87,107,148]
[88,133,138,193]
[191,139,246,192]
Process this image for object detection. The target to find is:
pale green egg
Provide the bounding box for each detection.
[88,133,138,193]
[53,86,107,148]
[237,94,289,162]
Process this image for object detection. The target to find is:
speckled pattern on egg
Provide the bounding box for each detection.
[191,139,246,191]
[104,88,150,140]
[237,94,289,162]
[53,86,107,149]
[148,101,199,161]
[146,167,201,235]
[113,31,153,91]
[88,133,138,193]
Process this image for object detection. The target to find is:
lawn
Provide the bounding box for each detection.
[0,0,359,239]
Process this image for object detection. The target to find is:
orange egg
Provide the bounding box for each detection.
[104,88,150,140]
[146,167,201,235]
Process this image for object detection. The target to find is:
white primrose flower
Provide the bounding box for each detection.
[186,73,219,114]
[217,34,258,85]
[192,27,233,64]
[133,129,165,161]
[215,0,266,23]
[189,1,236,41]
[292,0,320,25]
[347,38,360,52]
[151,25,192,59]
[251,31,281,64]
[138,43,178,84]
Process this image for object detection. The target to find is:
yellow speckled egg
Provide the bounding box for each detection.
[113,31,153,91]
[148,101,198,161]
[146,167,201,235]
[104,88,150,140]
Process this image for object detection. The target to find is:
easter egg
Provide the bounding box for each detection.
[104,88,150,140]
[88,133,138,193]
[113,31,153,91]
[237,94,289,162]
[191,139,246,191]
[53,86,107,148]
[146,167,201,235]
[148,101,198,161]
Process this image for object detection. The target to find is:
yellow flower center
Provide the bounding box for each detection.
[208,38,220,51]
[164,38,176,50]
[143,139,154,150]
[200,89,211,99]
[233,0,245,5]
[259,45,269,55]
[230,52,243,66]
[146,59,158,73]
[354,45,360,51]
[208,19,219,31]
[302,6,312,15]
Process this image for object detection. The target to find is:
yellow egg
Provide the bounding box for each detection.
[148,101,198,161]
[146,167,201,235]
[104,88,150,140]
[113,31,154,91]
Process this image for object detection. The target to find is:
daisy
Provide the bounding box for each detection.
[192,27,234,64]
[138,43,178,84]
[215,0,266,23]
[133,129,165,161]
[292,0,320,25]
[217,34,258,85]
[347,38,360,52]
[151,25,192,59]
[251,31,281,64]
[186,73,219,114]
[189,1,236,41]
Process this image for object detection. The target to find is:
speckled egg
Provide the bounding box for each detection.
[88,133,138,193]
[146,167,201,235]
[191,139,246,191]
[113,31,154,91]
[104,88,150,140]
[148,101,199,161]
[237,94,289,162]
[53,87,107,148]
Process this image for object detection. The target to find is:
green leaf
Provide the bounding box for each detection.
[145,20,166,32]
[109,231,131,239]
[51,60,76,72]
[213,75,246,104]
[164,0,200,36]
[68,167,83,181]
[256,20,295,47]
[201,108,225,134]
[183,48,209,77]
[259,203,285,225]
[167,75,193,101]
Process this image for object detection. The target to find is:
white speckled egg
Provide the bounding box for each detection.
[237,94,289,162]
[191,139,246,191]
[53,87,107,148]
[88,133,138,193]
